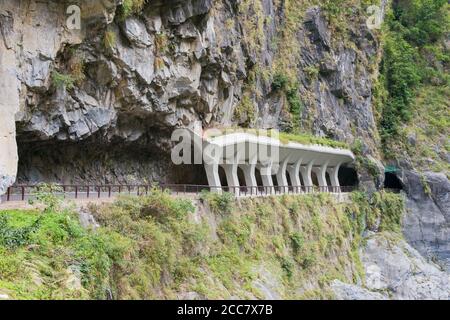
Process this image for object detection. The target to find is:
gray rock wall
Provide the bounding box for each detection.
[0,5,21,195]
[402,170,450,271]
[1,0,85,195]
[332,233,450,300]
[0,0,384,188]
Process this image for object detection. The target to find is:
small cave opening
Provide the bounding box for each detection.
[338,166,359,187]
[384,172,403,190]
[222,87,230,100]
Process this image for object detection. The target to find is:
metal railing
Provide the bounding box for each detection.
[0,184,358,203]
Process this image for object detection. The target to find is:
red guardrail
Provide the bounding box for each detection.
[0,184,359,203]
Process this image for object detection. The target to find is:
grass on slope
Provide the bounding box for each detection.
[0,188,404,300]
[0,209,126,299]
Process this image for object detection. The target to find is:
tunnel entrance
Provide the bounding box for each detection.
[384,172,403,190]
[338,166,359,187]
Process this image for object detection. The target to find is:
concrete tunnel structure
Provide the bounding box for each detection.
[193,131,355,195]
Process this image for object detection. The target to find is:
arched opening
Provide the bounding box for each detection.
[255,168,263,192]
[299,172,305,186]
[272,174,278,187]
[237,167,246,193]
[237,167,246,187]
[218,166,228,188]
[326,172,332,189]
[311,171,319,187]
[255,168,263,186]
[338,166,359,187]
[272,174,279,193]
[384,172,403,190]
[272,175,278,186]
[286,172,292,187]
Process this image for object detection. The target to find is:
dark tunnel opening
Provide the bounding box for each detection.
[338,166,359,187]
[384,172,403,190]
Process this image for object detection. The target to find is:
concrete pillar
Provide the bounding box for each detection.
[287,158,302,193]
[276,157,290,194]
[204,163,222,193]
[259,162,274,195]
[300,160,314,192]
[327,162,342,192]
[239,156,257,195]
[312,161,329,191]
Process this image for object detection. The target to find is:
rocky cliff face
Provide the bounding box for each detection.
[0,0,384,187]
[332,232,450,300]
[402,170,450,272]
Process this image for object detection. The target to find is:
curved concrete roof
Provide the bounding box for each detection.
[204,132,355,167]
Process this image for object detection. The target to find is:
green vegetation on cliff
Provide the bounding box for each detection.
[206,128,349,149]
[118,0,146,20]
[237,0,383,131]
[0,189,404,300]
[377,0,449,172]
[0,209,118,299]
[279,132,349,149]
